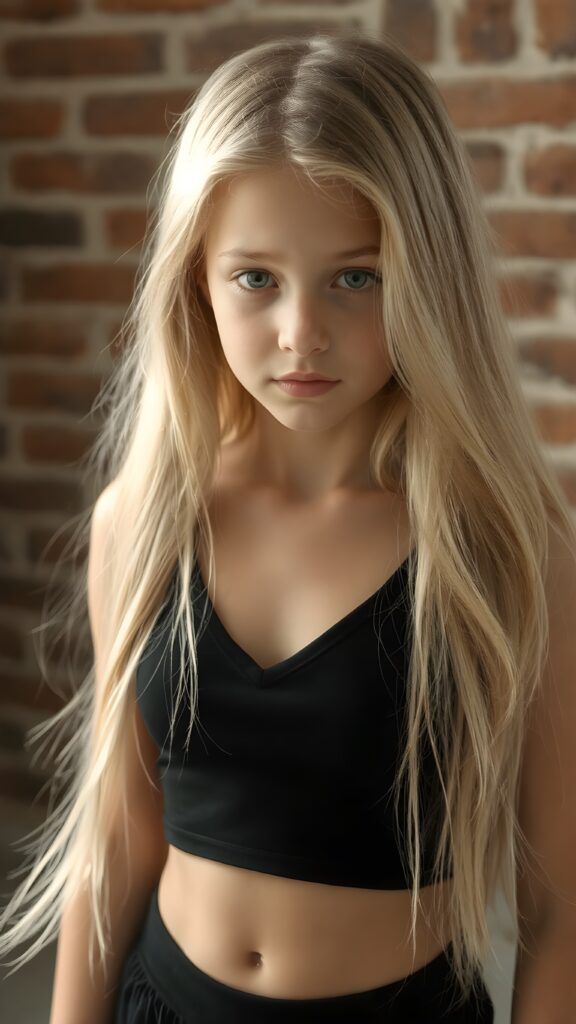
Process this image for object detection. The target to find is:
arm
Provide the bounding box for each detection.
[48,842,165,1024]
[511,523,576,1023]
[49,482,169,1024]
[511,918,576,1024]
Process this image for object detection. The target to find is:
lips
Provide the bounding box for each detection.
[275,378,339,396]
[276,374,338,382]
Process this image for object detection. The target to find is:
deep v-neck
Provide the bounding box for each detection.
[192,552,414,686]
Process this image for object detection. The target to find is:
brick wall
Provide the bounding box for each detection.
[1,0,576,809]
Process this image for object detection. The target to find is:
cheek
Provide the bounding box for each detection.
[359,343,392,383]
[210,302,248,352]
[218,330,264,378]
[367,323,390,358]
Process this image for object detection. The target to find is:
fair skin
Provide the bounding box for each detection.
[197,164,394,501]
[155,164,455,1000]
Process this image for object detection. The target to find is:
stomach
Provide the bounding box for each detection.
[156,845,454,999]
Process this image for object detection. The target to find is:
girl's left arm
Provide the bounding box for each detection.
[511,523,576,1023]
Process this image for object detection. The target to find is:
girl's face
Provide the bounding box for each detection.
[197,165,394,434]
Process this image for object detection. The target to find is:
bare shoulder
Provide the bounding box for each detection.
[516,518,576,942]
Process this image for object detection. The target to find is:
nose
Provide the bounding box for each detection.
[277,295,330,356]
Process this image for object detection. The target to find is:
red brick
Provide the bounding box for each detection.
[0,766,50,807]
[466,141,505,193]
[10,151,159,194]
[98,0,224,9]
[21,424,98,463]
[498,272,559,318]
[0,208,83,246]
[27,523,87,565]
[0,477,81,513]
[104,208,149,249]
[489,209,576,258]
[0,99,63,139]
[524,143,576,196]
[455,0,516,62]
[184,21,353,74]
[0,624,24,660]
[0,318,88,359]
[0,719,28,753]
[0,263,9,300]
[384,0,437,63]
[260,0,355,3]
[0,0,77,17]
[535,0,576,59]
[5,33,163,78]
[440,76,576,130]
[517,336,576,387]
[0,572,49,610]
[0,522,17,563]
[1,673,64,714]
[532,402,576,445]
[556,467,576,506]
[7,370,102,415]
[84,90,191,135]
[21,263,136,303]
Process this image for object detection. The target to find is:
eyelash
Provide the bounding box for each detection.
[230,269,383,295]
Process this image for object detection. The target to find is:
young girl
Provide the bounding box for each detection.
[1,30,576,1024]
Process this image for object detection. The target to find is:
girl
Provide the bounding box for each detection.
[2,30,576,1024]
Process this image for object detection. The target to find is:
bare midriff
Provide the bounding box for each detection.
[157,849,454,998]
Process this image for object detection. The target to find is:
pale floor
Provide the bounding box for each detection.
[0,795,516,1022]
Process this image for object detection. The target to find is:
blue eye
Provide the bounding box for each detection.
[231,270,271,292]
[337,269,382,290]
[230,269,382,294]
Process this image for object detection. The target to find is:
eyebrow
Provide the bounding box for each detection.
[217,245,381,260]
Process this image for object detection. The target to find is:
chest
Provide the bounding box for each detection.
[197,489,413,672]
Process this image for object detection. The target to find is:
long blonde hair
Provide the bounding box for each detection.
[1,29,574,1008]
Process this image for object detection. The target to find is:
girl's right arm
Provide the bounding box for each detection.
[48,848,162,1024]
[48,483,169,1024]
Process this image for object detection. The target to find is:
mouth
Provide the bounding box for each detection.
[275,375,339,382]
[274,378,340,395]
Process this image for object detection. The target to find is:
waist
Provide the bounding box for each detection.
[157,845,455,997]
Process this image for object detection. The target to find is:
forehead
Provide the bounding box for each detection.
[205,167,379,244]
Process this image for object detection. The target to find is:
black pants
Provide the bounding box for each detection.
[114,883,495,1023]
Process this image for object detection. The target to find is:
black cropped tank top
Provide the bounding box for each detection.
[136,553,453,890]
